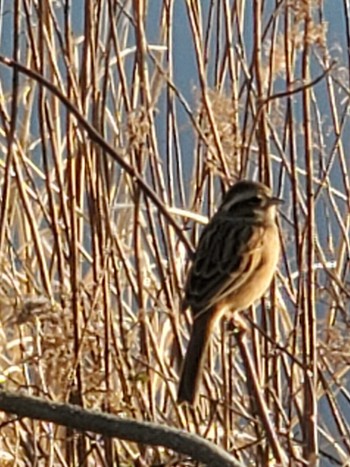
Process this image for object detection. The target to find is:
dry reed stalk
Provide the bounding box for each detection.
[0,1,348,465]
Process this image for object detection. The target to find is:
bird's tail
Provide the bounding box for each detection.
[177,312,214,405]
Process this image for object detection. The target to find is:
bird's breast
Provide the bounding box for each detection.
[221,223,280,312]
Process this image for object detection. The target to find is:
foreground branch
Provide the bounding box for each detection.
[0,389,242,467]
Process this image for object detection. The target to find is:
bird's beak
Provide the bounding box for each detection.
[269,197,284,206]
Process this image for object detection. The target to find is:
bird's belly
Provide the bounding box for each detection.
[222,225,280,313]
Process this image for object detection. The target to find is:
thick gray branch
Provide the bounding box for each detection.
[0,390,243,467]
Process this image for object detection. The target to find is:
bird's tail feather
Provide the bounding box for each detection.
[177,313,213,405]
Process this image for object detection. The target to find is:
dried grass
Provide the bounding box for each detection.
[0,1,349,465]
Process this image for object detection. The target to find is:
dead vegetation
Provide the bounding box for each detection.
[0,1,349,465]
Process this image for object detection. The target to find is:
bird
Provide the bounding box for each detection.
[177,180,283,405]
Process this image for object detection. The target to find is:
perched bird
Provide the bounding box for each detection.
[177,180,283,405]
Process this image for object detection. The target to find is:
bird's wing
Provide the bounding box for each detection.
[183,216,265,315]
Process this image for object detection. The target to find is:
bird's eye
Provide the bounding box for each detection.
[248,196,263,205]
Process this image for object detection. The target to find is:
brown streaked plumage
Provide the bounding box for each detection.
[177,180,283,405]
